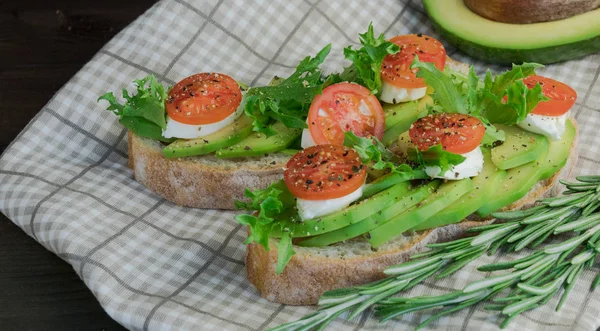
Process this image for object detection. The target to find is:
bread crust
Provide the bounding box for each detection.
[246,120,578,305]
[128,132,288,209]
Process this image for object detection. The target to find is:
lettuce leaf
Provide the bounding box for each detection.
[276,228,296,275]
[234,180,297,274]
[244,45,331,136]
[98,75,172,142]
[481,64,548,125]
[341,23,400,96]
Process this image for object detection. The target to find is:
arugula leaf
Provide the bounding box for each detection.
[343,131,428,180]
[98,74,172,142]
[342,23,400,96]
[244,45,332,136]
[408,144,466,175]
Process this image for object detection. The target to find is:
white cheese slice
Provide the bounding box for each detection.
[380,82,427,104]
[517,111,569,141]
[297,184,364,221]
[425,146,484,180]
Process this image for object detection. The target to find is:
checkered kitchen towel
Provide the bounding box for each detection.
[1,0,600,330]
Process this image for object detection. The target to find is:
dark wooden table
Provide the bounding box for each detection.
[1,1,157,329]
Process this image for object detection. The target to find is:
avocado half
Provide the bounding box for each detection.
[423,0,600,64]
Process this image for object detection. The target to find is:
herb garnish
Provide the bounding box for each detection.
[271,176,600,330]
[243,44,332,137]
[98,75,173,142]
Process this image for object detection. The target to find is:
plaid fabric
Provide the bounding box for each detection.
[1,0,599,329]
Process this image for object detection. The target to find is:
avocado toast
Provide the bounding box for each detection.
[100,47,332,209]
[245,119,577,305]
[235,30,580,304]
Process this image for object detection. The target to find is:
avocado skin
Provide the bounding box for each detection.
[491,125,548,170]
[433,23,600,65]
[424,0,600,64]
[215,121,301,158]
[162,115,253,158]
[412,151,506,231]
[368,178,475,248]
[299,181,438,247]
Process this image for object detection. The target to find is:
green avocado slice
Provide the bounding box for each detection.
[539,119,576,180]
[299,181,438,247]
[411,150,506,231]
[382,96,431,146]
[491,125,548,170]
[286,181,414,238]
[368,178,474,248]
[162,115,253,158]
[423,0,600,64]
[215,121,301,158]
[477,118,576,216]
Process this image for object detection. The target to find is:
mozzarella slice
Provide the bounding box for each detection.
[162,101,244,139]
[425,146,484,180]
[300,129,316,149]
[380,82,427,104]
[517,112,569,141]
[297,184,364,221]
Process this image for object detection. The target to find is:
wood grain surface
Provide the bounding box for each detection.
[0,1,157,329]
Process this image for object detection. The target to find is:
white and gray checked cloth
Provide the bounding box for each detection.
[1,0,600,330]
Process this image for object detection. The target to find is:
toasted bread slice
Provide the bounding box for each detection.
[246,120,578,305]
[128,133,287,209]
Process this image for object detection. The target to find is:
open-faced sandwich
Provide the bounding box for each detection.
[234,27,579,305]
[98,46,334,209]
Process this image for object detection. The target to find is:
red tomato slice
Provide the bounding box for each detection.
[308,83,384,145]
[409,114,485,154]
[381,34,446,89]
[284,145,367,200]
[166,73,242,125]
[524,75,577,116]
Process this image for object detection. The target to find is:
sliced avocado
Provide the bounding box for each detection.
[362,172,416,198]
[162,115,253,158]
[477,119,576,216]
[477,160,543,217]
[424,0,600,64]
[299,181,438,247]
[411,150,506,231]
[368,178,474,248]
[491,125,548,170]
[285,181,414,238]
[539,119,576,180]
[382,96,431,146]
[215,121,301,158]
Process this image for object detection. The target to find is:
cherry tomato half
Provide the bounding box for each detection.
[409,113,485,154]
[524,75,577,116]
[166,72,242,125]
[308,83,385,145]
[284,144,367,200]
[381,34,446,89]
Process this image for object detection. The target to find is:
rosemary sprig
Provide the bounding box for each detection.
[269,176,600,330]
